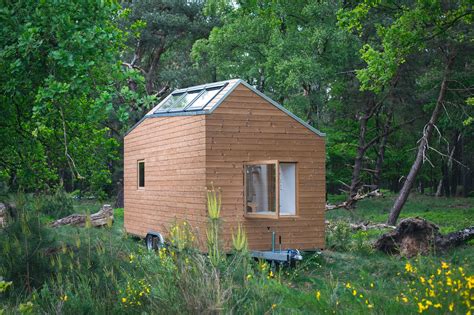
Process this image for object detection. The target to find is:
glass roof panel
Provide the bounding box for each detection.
[185,87,222,111]
[155,93,184,112]
[168,90,201,111]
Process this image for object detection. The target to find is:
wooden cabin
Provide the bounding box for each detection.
[124,79,326,251]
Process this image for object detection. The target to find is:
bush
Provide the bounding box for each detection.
[36,188,74,219]
[0,204,55,293]
[326,220,352,251]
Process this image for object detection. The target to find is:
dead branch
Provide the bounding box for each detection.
[51,204,113,228]
[326,189,383,211]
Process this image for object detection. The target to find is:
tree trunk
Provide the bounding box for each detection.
[347,98,381,205]
[373,112,392,189]
[387,54,455,225]
[435,179,443,197]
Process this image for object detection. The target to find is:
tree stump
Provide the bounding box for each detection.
[51,204,114,228]
[374,217,474,257]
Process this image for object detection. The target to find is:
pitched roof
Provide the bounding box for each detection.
[126,79,325,137]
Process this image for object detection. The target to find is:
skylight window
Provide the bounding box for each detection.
[186,87,221,111]
[152,83,227,114]
[168,90,201,112]
[156,93,185,112]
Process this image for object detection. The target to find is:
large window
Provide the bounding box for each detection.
[138,160,145,189]
[244,161,297,217]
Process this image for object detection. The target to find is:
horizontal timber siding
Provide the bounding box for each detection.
[124,115,207,241]
[205,84,325,251]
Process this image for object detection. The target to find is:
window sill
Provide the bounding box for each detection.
[244,214,299,219]
[244,213,279,219]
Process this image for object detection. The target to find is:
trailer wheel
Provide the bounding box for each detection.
[145,232,165,251]
[145,234,155,251]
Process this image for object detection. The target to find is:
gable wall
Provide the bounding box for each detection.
[205,84,326,250]
[124,115,207,240]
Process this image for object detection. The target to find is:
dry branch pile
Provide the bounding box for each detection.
[51,204,114,228]
[374,217,474,257]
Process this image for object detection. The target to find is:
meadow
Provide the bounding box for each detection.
[0,192,472,314]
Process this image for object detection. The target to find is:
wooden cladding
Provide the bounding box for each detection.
[124,82,325,251]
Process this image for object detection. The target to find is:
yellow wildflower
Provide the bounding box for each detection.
[418,302,428,313]
[441,261,449,269]
[271,304,277,310]
[405,262,416,273]
[315,290,321,301]
[367,304,374,309]
[352,289,357,296]
[60,295,68,302]
[447,277,453,286]
[420,276,425,284]
[122,297,127,303]
[434,303,442,308]
[448,302,454,311]
[370,283,374,288]
[402,296,408,303]
[345,282,351,289]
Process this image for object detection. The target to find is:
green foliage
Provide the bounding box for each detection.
[325,220,352,252]
[0,0,124,194]
[0,204,55,292]
[35,189,74,219]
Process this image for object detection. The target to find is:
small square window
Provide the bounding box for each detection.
[138,160,145,189]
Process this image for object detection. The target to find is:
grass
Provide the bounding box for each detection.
[1,193,472,314]
[327,192,474,233]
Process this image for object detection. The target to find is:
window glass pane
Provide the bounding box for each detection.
[155,93,184,112]
[138,161,145,188]
[245,164,276,215]
[186,87,221,110]
[168,90,201,111]
[279,163,296,215]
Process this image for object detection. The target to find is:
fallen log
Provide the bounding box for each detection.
[51,204,114,228]
[350,222,396,231]
[326,189,383,211]
[374,217,474,257]
[325,220,396,231]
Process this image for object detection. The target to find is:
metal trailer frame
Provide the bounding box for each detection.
[145,230,303,267]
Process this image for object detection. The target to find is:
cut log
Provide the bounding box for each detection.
[0,202,7,228]
[326,189,383,211]
[374,217,474,257]
[51,204,114,228]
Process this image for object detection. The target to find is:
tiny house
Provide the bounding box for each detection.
[124,79,326,252]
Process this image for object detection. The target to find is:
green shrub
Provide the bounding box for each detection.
[0,204,55,293]
[36,188,74,219]
[326,220,352,251]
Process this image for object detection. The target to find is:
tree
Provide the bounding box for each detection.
[0,1,125,195]
[339,1,473,224]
